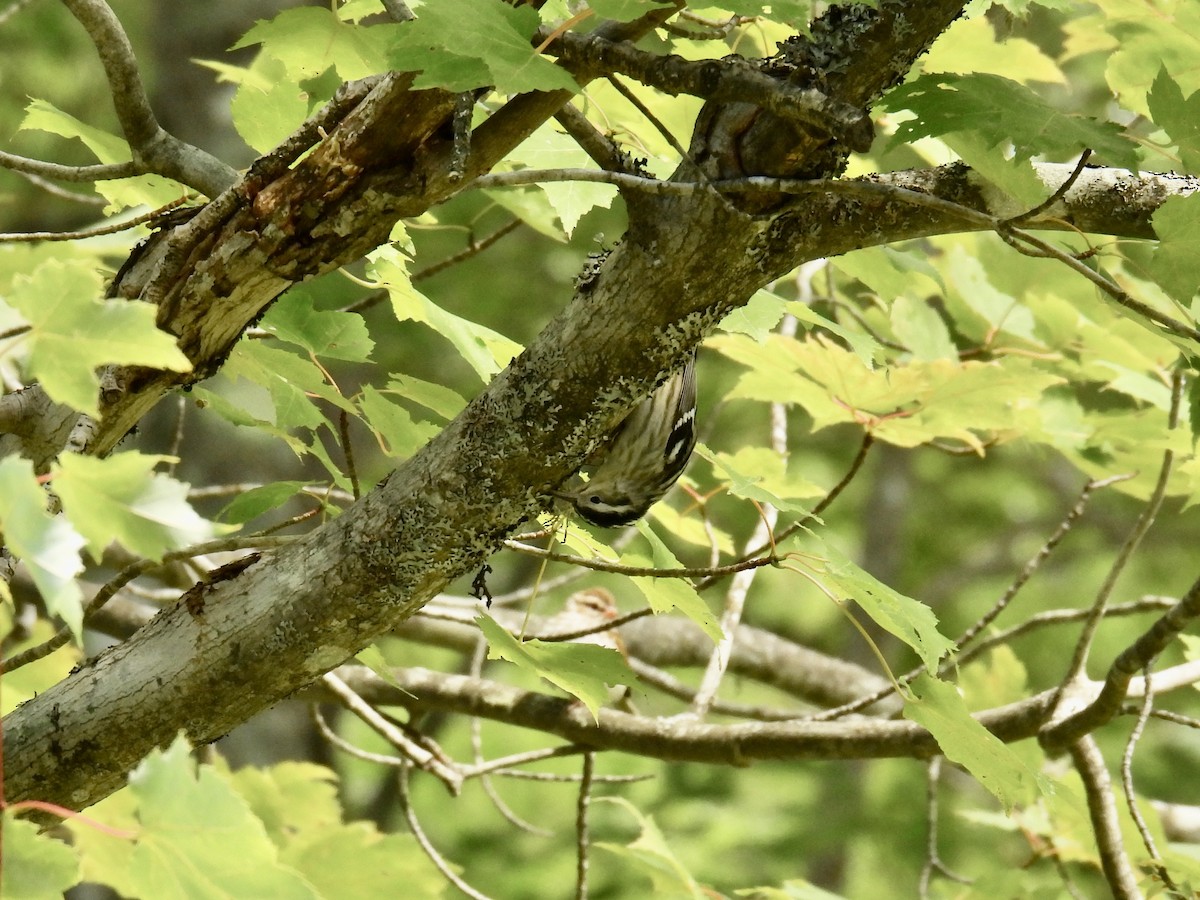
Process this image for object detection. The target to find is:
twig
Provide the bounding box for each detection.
[955,598,1176,670]
[0,194,192,243]
[1040,571,1200,751]
[554,102,629,173]
[311,704,407,767]
[397,762,494,900]
[322,672,462,793]
[955,474,1134,659]
[1060,369,1182,687]
[1120,668,1175,892]
[1006,149,1093,226]
[337,410,360,500]
[503,540,778,580]
[575,751,595,900]
[0,150,140,184]
[1069,737,1143,899]
[918,757,972,896]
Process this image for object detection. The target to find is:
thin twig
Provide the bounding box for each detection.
[322,672,462,793]
[1006,149,1093,226]
[918,757,972,896]
[0,150,140,184]
[503,540,778,580]
[575,751,595,900]
[955,474,1135,658]
[398,763,495,900]
[1120,668,1175,892]
[1060,369,1182,686]
[0,195,193,243]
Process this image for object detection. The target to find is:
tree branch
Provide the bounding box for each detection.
[61,0,236,196]
[539,28,874,151]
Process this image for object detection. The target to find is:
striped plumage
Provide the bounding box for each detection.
[558,352,697,527]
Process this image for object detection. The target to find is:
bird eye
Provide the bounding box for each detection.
[589,495,601,505]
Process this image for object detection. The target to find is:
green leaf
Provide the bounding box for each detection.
[219,482,311,525]
[814,542,953,671]
[387,0,578,94]
[882,73,1140,170]
[233,7,394,81]
[482,185,568,241]
[625,524,722,642]
[71,736,320,900]
[368,245,523,382]
[358,386,439,460]
[904,674,1047,811]
[2,259,190,416]
[0,458,85,640]
[385,374,466,422]
[1104,1,1200,120]
[944,246,1040,345]
[713,333,1062,451]
[354,645,411,695]
[53,452,224,561]
[225,340,354,431]
[890,295,957,361]
[697,445,823,510]
[281,826,444,899]
[717,289,789,341]
[228,761,342,846]
[477,614,636,720]
[587,0,669,21]
[1150,193,1200,304]
[259,289,374,362]
[594,797,706,899]
[197,56,310,154]
[1,814,81,900]
[736,881,849,900]
[921,15,1066,85]
[20,100,189,208]
[501,123,618,237]
[1147,67,1200,174]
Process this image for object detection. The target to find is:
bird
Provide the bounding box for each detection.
[555,350,697,527]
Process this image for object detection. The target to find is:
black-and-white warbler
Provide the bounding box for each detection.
[556,351,697,527]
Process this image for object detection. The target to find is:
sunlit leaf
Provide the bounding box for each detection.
[904,674,1047,811]
[477,614,636,720]
[53,452,225,561]
[2,259,190,416]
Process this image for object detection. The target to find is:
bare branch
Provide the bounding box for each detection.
[330,663,1055,764]
[1069,737,1143,899]
[0,195,192,243]
[1041,572,1200,751]
[1120,669,1175,892]
[0,149,140,183]
[60,0,236,195]
[1059,370,1183,685]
